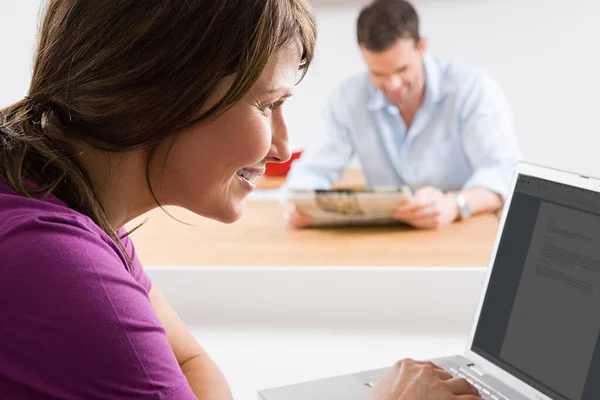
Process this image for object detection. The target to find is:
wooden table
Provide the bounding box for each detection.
[128,201,500,267]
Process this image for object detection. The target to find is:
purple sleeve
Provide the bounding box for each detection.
[119,229,152,292]
[0,215,196,399]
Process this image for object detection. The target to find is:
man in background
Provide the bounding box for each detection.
[283,0,521,229]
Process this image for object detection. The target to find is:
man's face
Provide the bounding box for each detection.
[361,37,427,106]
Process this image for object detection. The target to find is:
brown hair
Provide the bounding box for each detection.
[0,0,316,268]
[357,0,420,51]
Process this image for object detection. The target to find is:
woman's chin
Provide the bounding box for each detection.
[218,211,244,224]
[205,202,246,224]
[180,194,247,224]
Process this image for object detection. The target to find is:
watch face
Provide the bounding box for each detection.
[457,194,471,219]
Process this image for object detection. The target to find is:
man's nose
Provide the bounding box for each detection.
[385,75,403,91]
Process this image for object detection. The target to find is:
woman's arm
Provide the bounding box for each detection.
[149,287,233,400]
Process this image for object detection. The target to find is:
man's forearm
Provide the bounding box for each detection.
[181,354,233,400]
[460,187,503,216]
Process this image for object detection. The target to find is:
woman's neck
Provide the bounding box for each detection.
[70,141,155,229]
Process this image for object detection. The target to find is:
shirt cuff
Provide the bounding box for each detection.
[462,166,513,200]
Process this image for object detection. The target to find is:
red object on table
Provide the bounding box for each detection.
[264,150,302,177]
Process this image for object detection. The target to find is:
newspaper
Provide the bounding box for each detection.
[286,186,413,227]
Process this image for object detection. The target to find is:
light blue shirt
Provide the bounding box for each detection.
[282,53,521,199]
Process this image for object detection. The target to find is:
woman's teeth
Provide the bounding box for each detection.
[237,168,257,183]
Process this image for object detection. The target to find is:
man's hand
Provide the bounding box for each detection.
[367,359,481,400]
[393,186,459,229]
[283,203,313,229]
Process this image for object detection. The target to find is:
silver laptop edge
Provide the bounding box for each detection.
[462,162,600,400]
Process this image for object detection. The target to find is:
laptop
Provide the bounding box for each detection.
[258,162,600,400]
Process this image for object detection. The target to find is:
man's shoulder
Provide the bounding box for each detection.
[430,56,505,107]
[430,55,478,87]
[446,54,497,85]
[337,71,372,92]
[328,72,373,113]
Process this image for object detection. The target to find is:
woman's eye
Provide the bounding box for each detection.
[269,101,284,110]
[262,100,285,112]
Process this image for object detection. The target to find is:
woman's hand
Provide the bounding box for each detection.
[367,359,481,400]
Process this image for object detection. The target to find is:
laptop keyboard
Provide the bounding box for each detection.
[365,366,504,400]
[447,366,504,400]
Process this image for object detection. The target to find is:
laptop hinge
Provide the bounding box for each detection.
[466,363,485,376]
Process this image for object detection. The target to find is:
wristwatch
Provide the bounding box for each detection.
[455,193,471,220]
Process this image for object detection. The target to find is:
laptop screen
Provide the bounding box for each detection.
[472,173,600,400]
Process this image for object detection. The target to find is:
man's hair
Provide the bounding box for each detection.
[357,0,420,51]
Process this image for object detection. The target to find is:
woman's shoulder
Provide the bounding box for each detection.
[0,183,191,399]
[0,180,140,284]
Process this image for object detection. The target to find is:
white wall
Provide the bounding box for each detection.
[3,0,600,176]
[0,1,40,105]
[288,0,600,176]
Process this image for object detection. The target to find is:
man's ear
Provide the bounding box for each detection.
[416,37,428,55]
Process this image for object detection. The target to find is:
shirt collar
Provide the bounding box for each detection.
[367,52,445,111]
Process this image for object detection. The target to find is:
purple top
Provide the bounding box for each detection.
[0,180,196,399]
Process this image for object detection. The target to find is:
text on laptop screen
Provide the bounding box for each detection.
[472,173,600,400]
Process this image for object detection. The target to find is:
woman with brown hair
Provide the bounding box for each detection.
[0,1,480,399]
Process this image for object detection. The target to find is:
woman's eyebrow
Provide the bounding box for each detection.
[260,86,294,96]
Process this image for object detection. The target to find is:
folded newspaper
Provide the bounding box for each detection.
[286,186,414,227]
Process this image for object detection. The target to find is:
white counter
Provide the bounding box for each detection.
[146,266,488,399]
